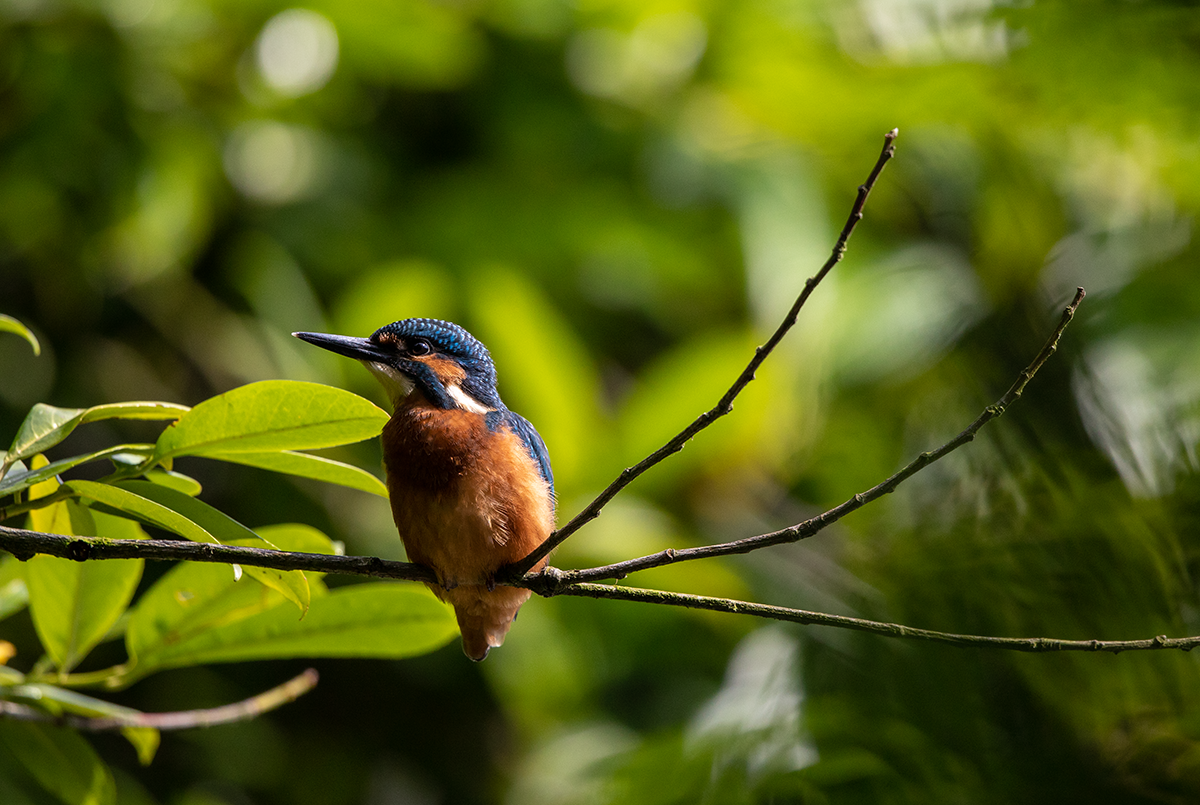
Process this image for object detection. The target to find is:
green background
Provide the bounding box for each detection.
[3,0,1200,801]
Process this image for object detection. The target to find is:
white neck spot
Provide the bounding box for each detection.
[447,382,495,414]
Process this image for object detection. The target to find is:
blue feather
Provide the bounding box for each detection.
[488,410,554,500]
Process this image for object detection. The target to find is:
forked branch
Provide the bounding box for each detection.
[501,128,901,579]
[534,286,1087,587]
[0,135,1147,656]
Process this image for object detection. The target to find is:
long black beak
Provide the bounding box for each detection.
[293,331,390,363]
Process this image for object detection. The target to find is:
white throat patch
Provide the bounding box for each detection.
[364,360,495,414]
[363,362,414,406]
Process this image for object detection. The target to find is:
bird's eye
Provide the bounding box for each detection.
[408,338,432,356]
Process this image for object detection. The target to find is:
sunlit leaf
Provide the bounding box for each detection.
[206,449,387,496]
[80,401,191,424]
[141,467,202,496]
[123,525,334,671]
[152,380,388,463]
[128,583,455,679]
[254,523,340,557]
[63,480,216,545]
[6,404,83,468]
[4,401,187,470]
[0,555,29,623]
[0,721,116,805]
[124,563,295,671]
[24,503,146,672]
[113,481,310,614]
[0,445,154,498]
[0,314,40,356]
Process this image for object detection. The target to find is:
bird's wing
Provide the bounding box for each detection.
[490,410,554,500]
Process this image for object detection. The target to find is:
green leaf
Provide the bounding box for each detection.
[152,380,388,463]
[6,404,83,468]
[121,728,160,767]
[0,555,29,623]
[79,402,191,423]
[112,481,310,614]
[63,480,216,543]
[128,583,455,679]
[0,721,116,805]
[0,445,155,498]
[254,523,340,558]
[0,314,40,356]
[24,503,146,672]
[125,562,296,671]
[4,402,187,470]
[206,450,388,496]
[122,525,337,671]
[141,467,202,496]
[2,683,159,765]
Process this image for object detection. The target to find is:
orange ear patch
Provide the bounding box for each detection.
[415,355,466,385]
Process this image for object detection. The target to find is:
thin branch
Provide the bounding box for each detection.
[0,669,318,730]
[0,489,71,523]
[538,286,1087,587]
[550,583,1199,654]
[0,526,437,585]
[0,287,1130,656]
[6,529,1191,654]
[500,128,901,580]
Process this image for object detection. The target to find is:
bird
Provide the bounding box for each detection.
[293,318,554,661]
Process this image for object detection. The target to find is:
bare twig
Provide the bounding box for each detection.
[0,489,71,523]
[500,128,901,580]
[0,525,437,585]
[549,583,1197,654]
[535,287,1087,586]
[4,529,1191,654]
[0,669,319,730]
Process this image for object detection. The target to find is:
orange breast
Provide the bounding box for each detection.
[381,400,554,659]
[380,401,554,588]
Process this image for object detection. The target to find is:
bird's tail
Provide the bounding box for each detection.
[437,584,533,661]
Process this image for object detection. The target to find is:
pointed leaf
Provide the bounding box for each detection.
[6,404,84,467]
[0,721,117,805]
[63,480,217,544]
[79,402,190,424]
[129,583,455,677]
[4,401,186,470]
[207,450,387,496]
[152,380,388,462]
[141,468,203,496]
[0,314,40,356]
[0,445,154,498]
[113,481,310,614]
[24,504,146,672]
[122,728,161,766]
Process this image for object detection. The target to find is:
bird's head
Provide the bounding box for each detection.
[294,318,502,413]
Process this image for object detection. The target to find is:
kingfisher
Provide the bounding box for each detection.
[293,319,554,661]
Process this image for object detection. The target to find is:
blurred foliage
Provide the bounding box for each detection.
[2,0,1200,801]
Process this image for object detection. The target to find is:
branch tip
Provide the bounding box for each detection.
[501,130,901,576]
